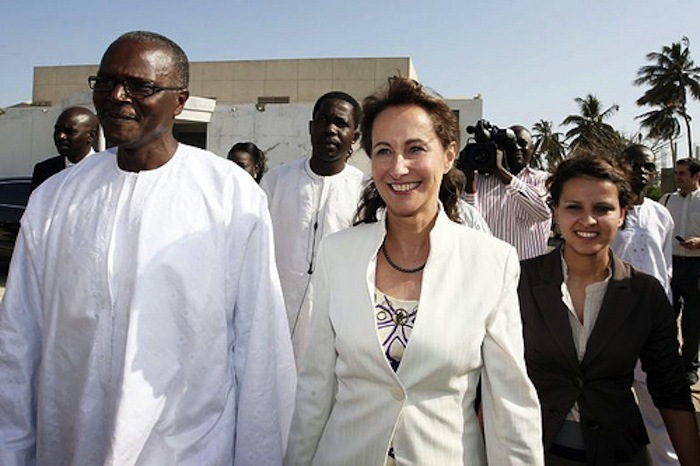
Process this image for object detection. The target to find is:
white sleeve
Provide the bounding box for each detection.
[284,239,337,465]
[481,248,544,465]
[0,222,43,466]
[458,199,492,234]
[232,197,296,466]
[662,210,675,301]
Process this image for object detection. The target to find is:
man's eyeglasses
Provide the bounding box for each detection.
[631,160,657,172]
[88,76,184,98]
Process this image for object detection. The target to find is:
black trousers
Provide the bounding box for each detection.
[671,256,700,373]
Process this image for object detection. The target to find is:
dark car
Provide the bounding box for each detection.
[0,177,32,253]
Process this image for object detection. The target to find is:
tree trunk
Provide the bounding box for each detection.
[683,114,694,158]
[670,137,678,164]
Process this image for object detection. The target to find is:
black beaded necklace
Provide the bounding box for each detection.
[380,242,426,274]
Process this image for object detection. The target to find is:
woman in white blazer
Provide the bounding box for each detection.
[285,77,544,465]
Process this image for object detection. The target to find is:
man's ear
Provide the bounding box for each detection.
[173,89,190,116]
[352,129,360,144]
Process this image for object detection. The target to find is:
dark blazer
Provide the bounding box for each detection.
[518,248,692,465]
[31,155,65,191]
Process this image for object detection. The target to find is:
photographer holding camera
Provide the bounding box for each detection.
[461,123,551,260]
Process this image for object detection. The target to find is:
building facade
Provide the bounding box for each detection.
[0,57,482,176]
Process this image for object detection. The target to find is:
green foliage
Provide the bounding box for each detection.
[646,184,663,201]
[635,37,700,159]
[561,94,624,155]
[531,120,567,170]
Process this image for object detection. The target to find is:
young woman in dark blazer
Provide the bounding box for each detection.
[518,154,700,465]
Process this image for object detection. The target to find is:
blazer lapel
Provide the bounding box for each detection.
[364,215,411,383]
[581,255,635,368]
[531,252,581,371]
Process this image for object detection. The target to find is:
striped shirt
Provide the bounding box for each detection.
[464,166,551,260]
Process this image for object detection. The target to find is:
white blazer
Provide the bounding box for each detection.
[285,208,544,465]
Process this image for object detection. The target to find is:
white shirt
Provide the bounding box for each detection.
[0,144,296,466]
[464,166,551,259]
[560,254,612,422]
[261,157,366,364]
[660,188,700,257]
[611,198,674,299]
[65,148,95,168]
[457,199,491,234]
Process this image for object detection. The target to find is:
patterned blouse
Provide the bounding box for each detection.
[375,290,419,465]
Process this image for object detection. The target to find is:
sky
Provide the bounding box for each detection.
[3,0,700,158]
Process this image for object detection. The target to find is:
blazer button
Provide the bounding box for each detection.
[586,421,601,431]
[391,387,405,401]
[573,377,584,389]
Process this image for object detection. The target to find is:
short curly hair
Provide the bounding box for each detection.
[548,151,633,210]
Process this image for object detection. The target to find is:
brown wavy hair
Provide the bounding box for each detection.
[548,150,633,210]
[354,77,462,224]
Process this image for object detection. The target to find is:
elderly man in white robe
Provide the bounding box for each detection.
[0,31,295,466]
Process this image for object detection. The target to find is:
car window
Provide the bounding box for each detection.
[0,182,32,207]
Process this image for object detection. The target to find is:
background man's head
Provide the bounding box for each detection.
[53,107,99,164]
[91,31,190,151]
[674,157,700,195]
[621,144,656,200]
[505,125,533,175]
[309,91,361,170]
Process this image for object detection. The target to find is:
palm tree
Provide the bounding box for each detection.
[635,37,700,158]
[531,120,567,169]
[636,103,681,162]
[561,94,622,152]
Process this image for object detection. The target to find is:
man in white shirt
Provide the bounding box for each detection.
[30,106,99,191]
[463,125,551,259]
[661,157,700,386]
[261,92,365,365]
[0,31,295,466]
[612,144,678,465]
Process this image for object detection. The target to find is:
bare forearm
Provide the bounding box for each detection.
[660,408,700,464]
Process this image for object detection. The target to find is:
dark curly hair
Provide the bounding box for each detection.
[548,151,633,210]
[354,77,462,224]
[228,142,267,183]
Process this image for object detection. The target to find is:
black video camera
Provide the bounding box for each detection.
[458,119,516,172]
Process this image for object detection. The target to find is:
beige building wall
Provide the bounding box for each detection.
[33,58,417,106]
[33,65,98,106]
[5,57,481,178]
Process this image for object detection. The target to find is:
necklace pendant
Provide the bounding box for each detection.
[393,308,410,325]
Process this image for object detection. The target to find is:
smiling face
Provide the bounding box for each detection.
[555,176,625,261]
[92,39,188,155]
[371,105,456,224]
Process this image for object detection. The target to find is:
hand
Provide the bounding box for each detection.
[464,168,477,194]
[680,237,700,249]
[494,150,513,185]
